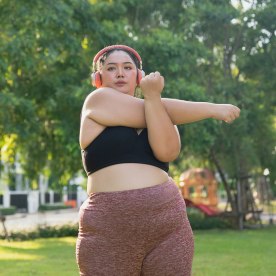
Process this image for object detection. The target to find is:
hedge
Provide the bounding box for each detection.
[0,206,16,216]
[38,204,72,211]
[0,224,79,241]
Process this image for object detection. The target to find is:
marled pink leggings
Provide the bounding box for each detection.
[76,179,194,276]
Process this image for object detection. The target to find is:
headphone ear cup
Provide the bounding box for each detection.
[91,72,102,88]
[137,70,145,85]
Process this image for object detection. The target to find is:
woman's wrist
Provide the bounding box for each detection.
[143,92,162,101]
[208,103,217,119]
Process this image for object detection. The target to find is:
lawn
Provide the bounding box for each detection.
[0,237,79,275]
[0,227,275,276]
[192,227,276,276]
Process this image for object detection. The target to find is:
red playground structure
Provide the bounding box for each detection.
[179,168,221,216]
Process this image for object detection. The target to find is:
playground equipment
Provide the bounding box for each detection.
[179,168,220,216]
[228,175,271,228]
[184,198,220,216]
[179,168,273,228]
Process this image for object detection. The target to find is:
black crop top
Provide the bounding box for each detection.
[82,126,169,175]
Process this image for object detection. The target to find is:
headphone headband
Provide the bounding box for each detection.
[92,45,143,70]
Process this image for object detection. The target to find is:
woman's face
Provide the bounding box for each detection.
[100,50,138,96]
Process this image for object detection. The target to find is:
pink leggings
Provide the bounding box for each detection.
[76,179,194,276]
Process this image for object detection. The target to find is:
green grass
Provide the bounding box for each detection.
[0,227,275,276]
[0,237,78,275]
[192,227,276,276]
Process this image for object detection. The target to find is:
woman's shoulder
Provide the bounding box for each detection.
[83,87,121,110]
[85,87,120,100]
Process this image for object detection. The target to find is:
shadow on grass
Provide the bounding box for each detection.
[0,237,78,276]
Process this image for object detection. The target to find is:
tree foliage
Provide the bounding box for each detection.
[0,0,275,193]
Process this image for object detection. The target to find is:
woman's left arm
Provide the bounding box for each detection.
[162,98,240,125]
[140,73,181,162]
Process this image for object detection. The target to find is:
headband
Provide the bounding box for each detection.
[92,45,143,71]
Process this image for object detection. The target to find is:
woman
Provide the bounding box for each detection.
[76,45,240,276]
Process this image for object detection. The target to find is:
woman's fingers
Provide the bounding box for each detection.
[224,105,240,123]
[140,71,164,97]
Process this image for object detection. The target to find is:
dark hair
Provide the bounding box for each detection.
[93,48,140,72]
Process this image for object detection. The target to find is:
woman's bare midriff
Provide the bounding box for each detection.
[87,163,169,194]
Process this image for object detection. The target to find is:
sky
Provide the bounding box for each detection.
[231,0,253,11]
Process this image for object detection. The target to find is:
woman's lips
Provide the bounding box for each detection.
[115,81,127,86]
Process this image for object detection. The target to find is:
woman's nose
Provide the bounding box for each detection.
[116,67,125,78]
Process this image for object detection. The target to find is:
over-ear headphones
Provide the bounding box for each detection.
[91,45,145,88]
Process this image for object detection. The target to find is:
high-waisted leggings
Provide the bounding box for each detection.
[76,178,194,276]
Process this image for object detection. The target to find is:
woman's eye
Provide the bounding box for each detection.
[107,67,115,71]
[125,66,133,70]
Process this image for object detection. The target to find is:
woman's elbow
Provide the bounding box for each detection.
[154,145,181,162]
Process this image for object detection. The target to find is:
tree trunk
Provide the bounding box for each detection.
[210,149,237,213]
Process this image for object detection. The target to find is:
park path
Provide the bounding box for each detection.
[1,208,275,235]
[2,208,79,233]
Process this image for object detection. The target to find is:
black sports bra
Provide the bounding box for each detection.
[81,126,169,175]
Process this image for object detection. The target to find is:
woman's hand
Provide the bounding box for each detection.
[212,104,240,123]
[140,72,164,99]
[140,72,180,161]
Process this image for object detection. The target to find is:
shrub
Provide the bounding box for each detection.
[0,206,16,216]
[0,224,79,241]
[38,204,72,211]
[187,208,232,230]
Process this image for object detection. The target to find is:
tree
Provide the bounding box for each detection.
[0,0,275,201]
[0,0,97,187]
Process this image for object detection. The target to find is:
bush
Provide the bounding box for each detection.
[0,224,79,241]
[37,224,78,238]
[0,206,16,216]
[187,208,232,230]
[38,204,72,211]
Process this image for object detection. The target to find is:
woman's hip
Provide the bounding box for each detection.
[78,178,187,235]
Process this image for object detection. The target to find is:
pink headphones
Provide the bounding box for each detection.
[91,45,145,88]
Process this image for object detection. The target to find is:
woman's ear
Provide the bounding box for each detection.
[91,72,102,88]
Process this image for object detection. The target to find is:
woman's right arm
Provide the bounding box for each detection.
[84,87,240,127]
[83,87,146,128]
